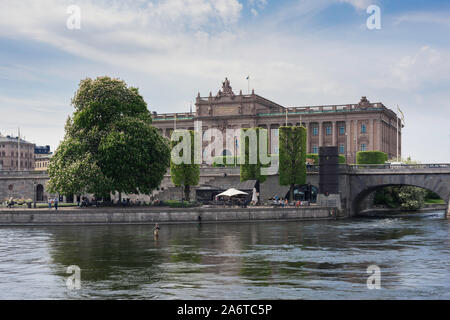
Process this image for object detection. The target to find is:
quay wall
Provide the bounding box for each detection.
[0,207,336,226]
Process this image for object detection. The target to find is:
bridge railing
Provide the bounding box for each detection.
[348,164,449,170]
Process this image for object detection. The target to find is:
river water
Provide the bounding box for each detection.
[0,211,449,300]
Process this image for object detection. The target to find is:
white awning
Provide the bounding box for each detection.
[216,188,248,197]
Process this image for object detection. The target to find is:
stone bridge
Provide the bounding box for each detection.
[342,164,450,216]
[1,164,449,217]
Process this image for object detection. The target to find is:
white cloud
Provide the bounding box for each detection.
[338,0,374,10]
[389,46,450,90]
[0,0,449,161]
[394,11,450,28]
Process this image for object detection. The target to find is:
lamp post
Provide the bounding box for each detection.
[33,182,36,208]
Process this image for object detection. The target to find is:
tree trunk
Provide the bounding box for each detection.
[290,184,294,201]
[184,185,190,202]
[118,192,122,204]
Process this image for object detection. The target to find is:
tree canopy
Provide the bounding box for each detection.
[47,76,170,198]
[239,127,269,183]
[170,130,200,202]
[279,126,307,200]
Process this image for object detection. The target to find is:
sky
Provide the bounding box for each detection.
[0,0,449,162]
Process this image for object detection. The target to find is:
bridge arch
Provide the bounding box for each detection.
[349,172,450,216]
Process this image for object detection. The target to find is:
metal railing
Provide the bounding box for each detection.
[348,164,449,170]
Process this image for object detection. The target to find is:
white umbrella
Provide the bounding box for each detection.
[216,188,248,198]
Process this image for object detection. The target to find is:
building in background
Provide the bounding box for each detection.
[34,153,52,171]
[0,134,36,171]
[151,78,402,164]
[34,145,52,171]
[35,145,51,155]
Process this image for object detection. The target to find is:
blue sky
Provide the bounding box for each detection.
[0,0,449,162]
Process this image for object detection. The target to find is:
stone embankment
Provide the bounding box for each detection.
[0,206,338,226]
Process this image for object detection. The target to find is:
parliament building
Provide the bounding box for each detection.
[151,78,402,164]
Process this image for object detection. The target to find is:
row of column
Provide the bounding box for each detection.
[158,119,396,161]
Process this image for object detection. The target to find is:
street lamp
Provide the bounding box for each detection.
[33,182,36,208]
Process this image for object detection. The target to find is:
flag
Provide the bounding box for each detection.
[246,75,249,80]
[397,105,405,124]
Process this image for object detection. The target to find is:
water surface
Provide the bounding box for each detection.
[0,211,448,299]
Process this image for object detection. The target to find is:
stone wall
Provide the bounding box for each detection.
[0,207,335,225]
[0,171,49,202]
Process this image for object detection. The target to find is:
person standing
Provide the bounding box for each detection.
[48,198,52,209]
[54,198,58,211]
[153,223,160,237]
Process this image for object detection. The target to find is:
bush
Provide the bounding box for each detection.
[356,151,388,164]
[373,186,428,210]
[425,190,441,200]
[398,186,427,210]
[306,154,346,164]
[373,186,401,208]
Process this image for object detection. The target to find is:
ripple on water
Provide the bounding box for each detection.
[0,215,449,299]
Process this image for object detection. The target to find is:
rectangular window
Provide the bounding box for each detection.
[361,143,367,151]
[326,126,331,135]
[361,124,367,133]
[312,145,318,154]
[339,144,345,154]
[312,127,318,135]
[339,126,345,135]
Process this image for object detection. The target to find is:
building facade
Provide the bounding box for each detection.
[0,135,36,171]
[152,78,402,164]
[35,154,52,171]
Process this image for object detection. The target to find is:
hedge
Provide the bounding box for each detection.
[356,151,388,164]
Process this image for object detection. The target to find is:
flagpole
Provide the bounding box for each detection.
[18,127,20,171]
[396,105,399,162]
[247,76,250,94]
[285,108,288,126]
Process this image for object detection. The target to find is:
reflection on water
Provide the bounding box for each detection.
[0,211,449,299]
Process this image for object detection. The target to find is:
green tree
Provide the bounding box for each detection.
[239,127,269,183]
[279,126,307,200]
[47,76,170,200]
[170,130,200,202]
[398,186,427,210]
[373,185,429,210]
